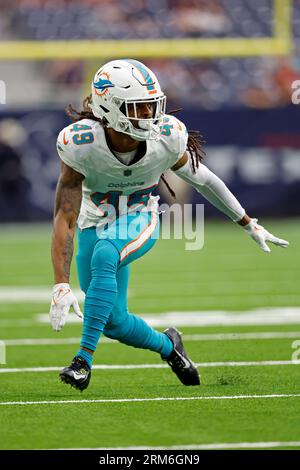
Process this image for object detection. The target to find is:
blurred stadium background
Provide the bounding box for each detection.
[1,0,300,451]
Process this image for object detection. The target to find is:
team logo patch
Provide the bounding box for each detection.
[93,71,115,96]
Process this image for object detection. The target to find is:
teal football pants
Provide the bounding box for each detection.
[75,210,173,366]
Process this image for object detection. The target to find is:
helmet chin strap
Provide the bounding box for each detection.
[112,117,161,141]
[130,123,161,141]
[137,120,151,130]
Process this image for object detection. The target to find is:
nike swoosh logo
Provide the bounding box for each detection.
[181,356,192,369]
[63,132,69,145]
[72,371,86,380]
[174,351,191,369]
[53,288,70,305]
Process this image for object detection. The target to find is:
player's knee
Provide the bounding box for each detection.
[103,320,129,340]
[91,239,120,274]
[104,306,135,339]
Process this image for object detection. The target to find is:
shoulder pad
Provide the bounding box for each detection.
[56,120,99,175]
[160,115,188,157]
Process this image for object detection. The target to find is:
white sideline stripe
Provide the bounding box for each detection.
[2,308,300,328]
[36,307,300,327]
[61,441,300,450]
[1,360,300,374]
[184,331,300,341]
[142,308,300,326]
[3,337,114,346]
[0,287,85,302]
[1,393,300,407]
[3,331,300,346]
[1,286,299,305]
[0,319,34,327]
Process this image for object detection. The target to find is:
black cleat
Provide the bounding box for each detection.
[60,356,91,391]
[162,327,200,386]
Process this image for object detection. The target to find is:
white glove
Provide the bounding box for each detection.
[243,218,289,253]
[50,283,83,332]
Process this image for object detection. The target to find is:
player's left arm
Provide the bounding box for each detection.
[172,152,289,253]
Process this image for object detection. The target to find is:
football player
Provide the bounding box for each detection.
[50,59,289,391]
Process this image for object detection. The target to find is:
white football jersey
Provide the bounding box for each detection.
[57,115,188,230]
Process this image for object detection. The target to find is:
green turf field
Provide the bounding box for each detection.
[0,219,300,450]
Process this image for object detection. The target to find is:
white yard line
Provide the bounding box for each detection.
[36,307,300,326]
[1,307,300,328]
[0,287,85,302]
[60,441,300,450]
[2,337,113,345]
[0,320,35,327]
[3,331,300,346]
[184,331,300,341]
[1,393,300,407]
[1,360,300,374]
[141,309,300,326]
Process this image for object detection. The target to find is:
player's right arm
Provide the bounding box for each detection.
[52,162,84,283]
[50,162,84,331]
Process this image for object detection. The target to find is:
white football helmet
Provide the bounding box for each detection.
[90,59,166,141]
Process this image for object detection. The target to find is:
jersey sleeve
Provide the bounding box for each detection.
[56,125,89,177]
[161,115,189,169]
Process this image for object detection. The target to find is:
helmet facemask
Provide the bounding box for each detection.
[114,95,166,141]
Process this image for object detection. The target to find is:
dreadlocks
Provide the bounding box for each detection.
[66,95,99,124]
[168,107,205,171]
[65,96,205,199]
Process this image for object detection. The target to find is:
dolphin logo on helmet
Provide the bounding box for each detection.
[93,71,115,97]
[93,78,115,91]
